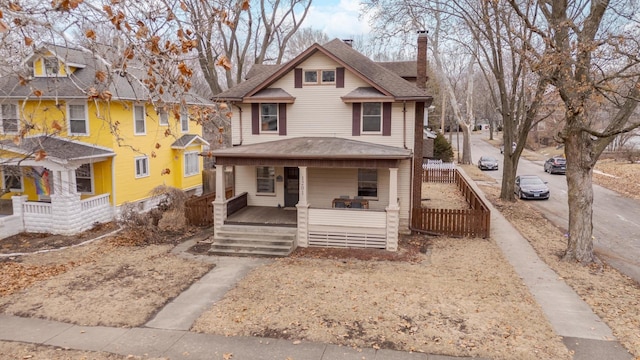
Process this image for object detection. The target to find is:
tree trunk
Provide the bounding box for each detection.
[563,125,597,263]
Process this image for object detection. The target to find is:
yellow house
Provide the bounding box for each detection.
[0,44,211,237]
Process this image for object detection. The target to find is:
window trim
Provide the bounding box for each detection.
[260,103,278,133]
[135,156,150,178]
[134,105,146,135]
[0,103,20,135]
[2,166,23,192]
[184,151,199,177]
[158,108,169,126]
[40,57,60,77]
[67,102,89,136]
[256,166,275,195]
[357,168,378,198]
[303,69,336,85]
[180,109,189,133]
[361,102,382,134]
[75,163,94,194]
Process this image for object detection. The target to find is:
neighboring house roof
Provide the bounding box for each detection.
[212,137,412,160]
[0,44,212,106]
[171,134,210,149]
[0,135,115,164]
[215,39,431,103]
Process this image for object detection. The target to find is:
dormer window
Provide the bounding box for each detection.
[44,57,59,76]
[303,70,335,85]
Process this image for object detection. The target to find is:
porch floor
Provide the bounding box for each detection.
[226,206,297,227]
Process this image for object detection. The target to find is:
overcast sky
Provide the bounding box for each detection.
[302,0,373,40]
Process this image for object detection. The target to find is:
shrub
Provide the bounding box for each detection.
[433,132,454,162]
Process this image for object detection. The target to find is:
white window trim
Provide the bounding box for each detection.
[256,166,276,195]
[0,103,20,135]
[75,163,94,195]
[260,103,278,133]
[135,156,150,178]
[67,102,89,136]
[35,56,60,77]
[2,166,24,192]
[184,151,199,177]
[134,105,146,135]
[180,110,189,133]
[361,102,383,134]
[158,108,169,126]
[303,69,335,85]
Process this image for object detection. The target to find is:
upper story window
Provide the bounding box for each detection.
[180,109,189,133]
[304,70,335,85]
[261,103,278,132]
[68,103,88,135]
[362,102,382,133]
[158,108,169,126]
[2,165,23,192]
[1,103,19,134]
[75,163,93,194]
[134,105,146,135]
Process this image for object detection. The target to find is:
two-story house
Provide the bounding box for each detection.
[0,44,210,238]
[211,34,432,254]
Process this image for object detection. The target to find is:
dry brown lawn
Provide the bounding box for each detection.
[0,341,166,360]
[1,155,640,359]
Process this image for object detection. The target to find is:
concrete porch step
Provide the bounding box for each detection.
[210,224,297,257]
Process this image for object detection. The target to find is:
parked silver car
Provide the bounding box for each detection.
[515,175,550,200]
[478,156,499,171]
[544,156,566,174]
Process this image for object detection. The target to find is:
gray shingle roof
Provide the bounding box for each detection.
[0,44,212,105]
[171,134,209,149]
[215,39,431,102]
[0,136,115,163]
[377,61,417,79]
[212,137,412,159]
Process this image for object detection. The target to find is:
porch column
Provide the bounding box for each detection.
[50,192,83,235]
[296,166,309,247]
[213,166,227,231]
[386,167,400,251]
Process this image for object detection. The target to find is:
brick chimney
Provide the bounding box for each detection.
[412,30,428,218]
[417,30,428,90]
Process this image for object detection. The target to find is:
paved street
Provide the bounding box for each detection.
[470,132,640,284]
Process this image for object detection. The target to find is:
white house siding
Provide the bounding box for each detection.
[307,168,389,211]
[231,53,416,150]
[235,165,284,207]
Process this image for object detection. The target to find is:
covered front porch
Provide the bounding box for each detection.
[212,137,412,251]
[0,136,116,239]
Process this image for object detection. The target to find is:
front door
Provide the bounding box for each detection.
[284,167,299,208]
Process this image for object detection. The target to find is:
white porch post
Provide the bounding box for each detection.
[296,166,309,247]
[386,167,400,251]
[213,165,227,231]
[50,167,82,235]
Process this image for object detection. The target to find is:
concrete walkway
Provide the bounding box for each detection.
[0,182,636,359]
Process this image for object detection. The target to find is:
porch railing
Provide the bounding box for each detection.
[81,194,110,212]
[24,201,52,215]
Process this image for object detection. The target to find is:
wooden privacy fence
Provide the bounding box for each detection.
[412,167,490,238]
[185,187,233,227]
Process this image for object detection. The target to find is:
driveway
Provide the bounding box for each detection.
[471,132,640,284]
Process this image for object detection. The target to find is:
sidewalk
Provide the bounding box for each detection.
[0,185,635,359]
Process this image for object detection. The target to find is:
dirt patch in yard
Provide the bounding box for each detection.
[421,182,469,209]
[0,341,166,360]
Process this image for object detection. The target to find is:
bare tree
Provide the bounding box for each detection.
[509,0,640,264]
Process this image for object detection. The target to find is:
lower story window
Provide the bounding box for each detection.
[358,168,377,197]
[75,163,93,193]
[184,152,199,176]
[2,165,23,192]
[256,166,275,194]
[135,156,149,178]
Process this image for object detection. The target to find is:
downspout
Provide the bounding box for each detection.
[233,103,243,146]
[403,101,407,149]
